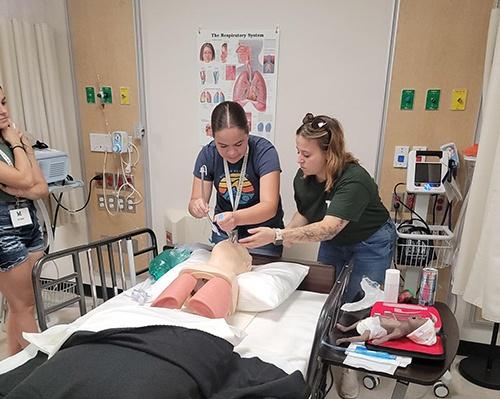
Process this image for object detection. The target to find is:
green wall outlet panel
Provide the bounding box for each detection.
[400,89,415,110]
[425,89,440,110]
[102,86,113,104]
[85,86,95,103]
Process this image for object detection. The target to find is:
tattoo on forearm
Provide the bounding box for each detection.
[285,220,348,243]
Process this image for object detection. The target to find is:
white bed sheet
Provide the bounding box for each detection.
[234,290,327,375]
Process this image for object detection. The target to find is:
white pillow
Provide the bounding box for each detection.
[236,262,309,312]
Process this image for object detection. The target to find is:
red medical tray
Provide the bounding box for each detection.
[365,302,445,359]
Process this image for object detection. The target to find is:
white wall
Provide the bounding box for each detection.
[140,0,395,249]
[0,0,88,250]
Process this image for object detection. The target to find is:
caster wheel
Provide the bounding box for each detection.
[363,375,380,390]
[433,381,449,398]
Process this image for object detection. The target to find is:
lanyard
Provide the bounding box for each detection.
[0,147,22,205]
[0,148,13,166]
[223,148,249,211]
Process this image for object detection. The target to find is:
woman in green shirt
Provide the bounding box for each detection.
[241,113,396,303]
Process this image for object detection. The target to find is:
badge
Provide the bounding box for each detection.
[9,207,33,227]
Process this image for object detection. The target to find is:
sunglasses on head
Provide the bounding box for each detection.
[309,116,330,136]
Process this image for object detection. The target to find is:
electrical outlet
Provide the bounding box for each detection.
[106,195,116,211]
[405,193,416,210]
[393,145,410,168]
[391,192,403,212]
[125,197,136,213]
[118,196,126,211]
[94,172,114,189]
[116,174,134,190]
[97,194,106,210]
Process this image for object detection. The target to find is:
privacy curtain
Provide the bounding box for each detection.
[452,8,500,323]
[0,17,80,223]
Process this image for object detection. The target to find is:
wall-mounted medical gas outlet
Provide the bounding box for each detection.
[90,133,112,152]
[120,87,130,105]
[393,145,410,168]
[97,86,112,104]
[85,86,96,104]
[425,89,440,110]
[112,131,129,153]
[400,89,415,110]
[451,89,467,111]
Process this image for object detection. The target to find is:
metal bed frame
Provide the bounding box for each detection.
[32,228,158,331]
[30,228,355,396]
[306,263,353,398]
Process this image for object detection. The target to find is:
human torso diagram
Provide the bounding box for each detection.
[232,43,267,112]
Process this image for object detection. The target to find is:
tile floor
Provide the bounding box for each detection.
[323,356,500,398]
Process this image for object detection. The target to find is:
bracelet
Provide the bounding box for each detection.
[11,145,25,152]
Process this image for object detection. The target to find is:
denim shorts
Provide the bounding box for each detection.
[0,200,45,271]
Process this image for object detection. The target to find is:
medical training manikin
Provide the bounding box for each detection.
[152,240,252,318]
[335,314,437,346]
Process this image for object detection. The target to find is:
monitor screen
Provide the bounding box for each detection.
[415,163,442,184]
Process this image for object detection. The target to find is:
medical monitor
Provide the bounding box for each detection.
[406,150,449,194]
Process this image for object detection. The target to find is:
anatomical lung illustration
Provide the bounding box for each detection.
[232,41,267,112]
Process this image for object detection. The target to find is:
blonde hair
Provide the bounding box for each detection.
[296,113,358,192]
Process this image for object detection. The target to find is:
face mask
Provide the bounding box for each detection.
[407,318,437,346]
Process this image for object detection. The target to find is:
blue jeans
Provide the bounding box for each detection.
[211,231,283,257]
[317,219,397,304]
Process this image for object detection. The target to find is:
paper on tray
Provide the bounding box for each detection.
[343,344,412,375]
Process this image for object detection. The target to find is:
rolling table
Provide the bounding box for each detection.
[318,302,459,399]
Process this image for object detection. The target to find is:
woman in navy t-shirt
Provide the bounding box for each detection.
[189,101,284,256]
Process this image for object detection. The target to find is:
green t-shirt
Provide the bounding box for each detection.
[293,163,389,245]
[0,142,16,202]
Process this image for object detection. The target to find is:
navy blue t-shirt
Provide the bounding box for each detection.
[193,135,284,237]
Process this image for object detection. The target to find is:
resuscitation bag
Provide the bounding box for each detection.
[149,247,191,281]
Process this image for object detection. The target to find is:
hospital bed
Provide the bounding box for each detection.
[0,228,458,399]
[0,228,351,398]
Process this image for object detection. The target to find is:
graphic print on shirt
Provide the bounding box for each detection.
[218,172,255,206]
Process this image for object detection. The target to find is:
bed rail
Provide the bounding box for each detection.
[32,228,158,331]
[306,262,352,398]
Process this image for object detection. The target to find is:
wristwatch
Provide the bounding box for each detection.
[273,228,284,246]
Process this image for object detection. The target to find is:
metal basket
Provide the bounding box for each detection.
[40,278,78,308]
[394,225,454,269]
